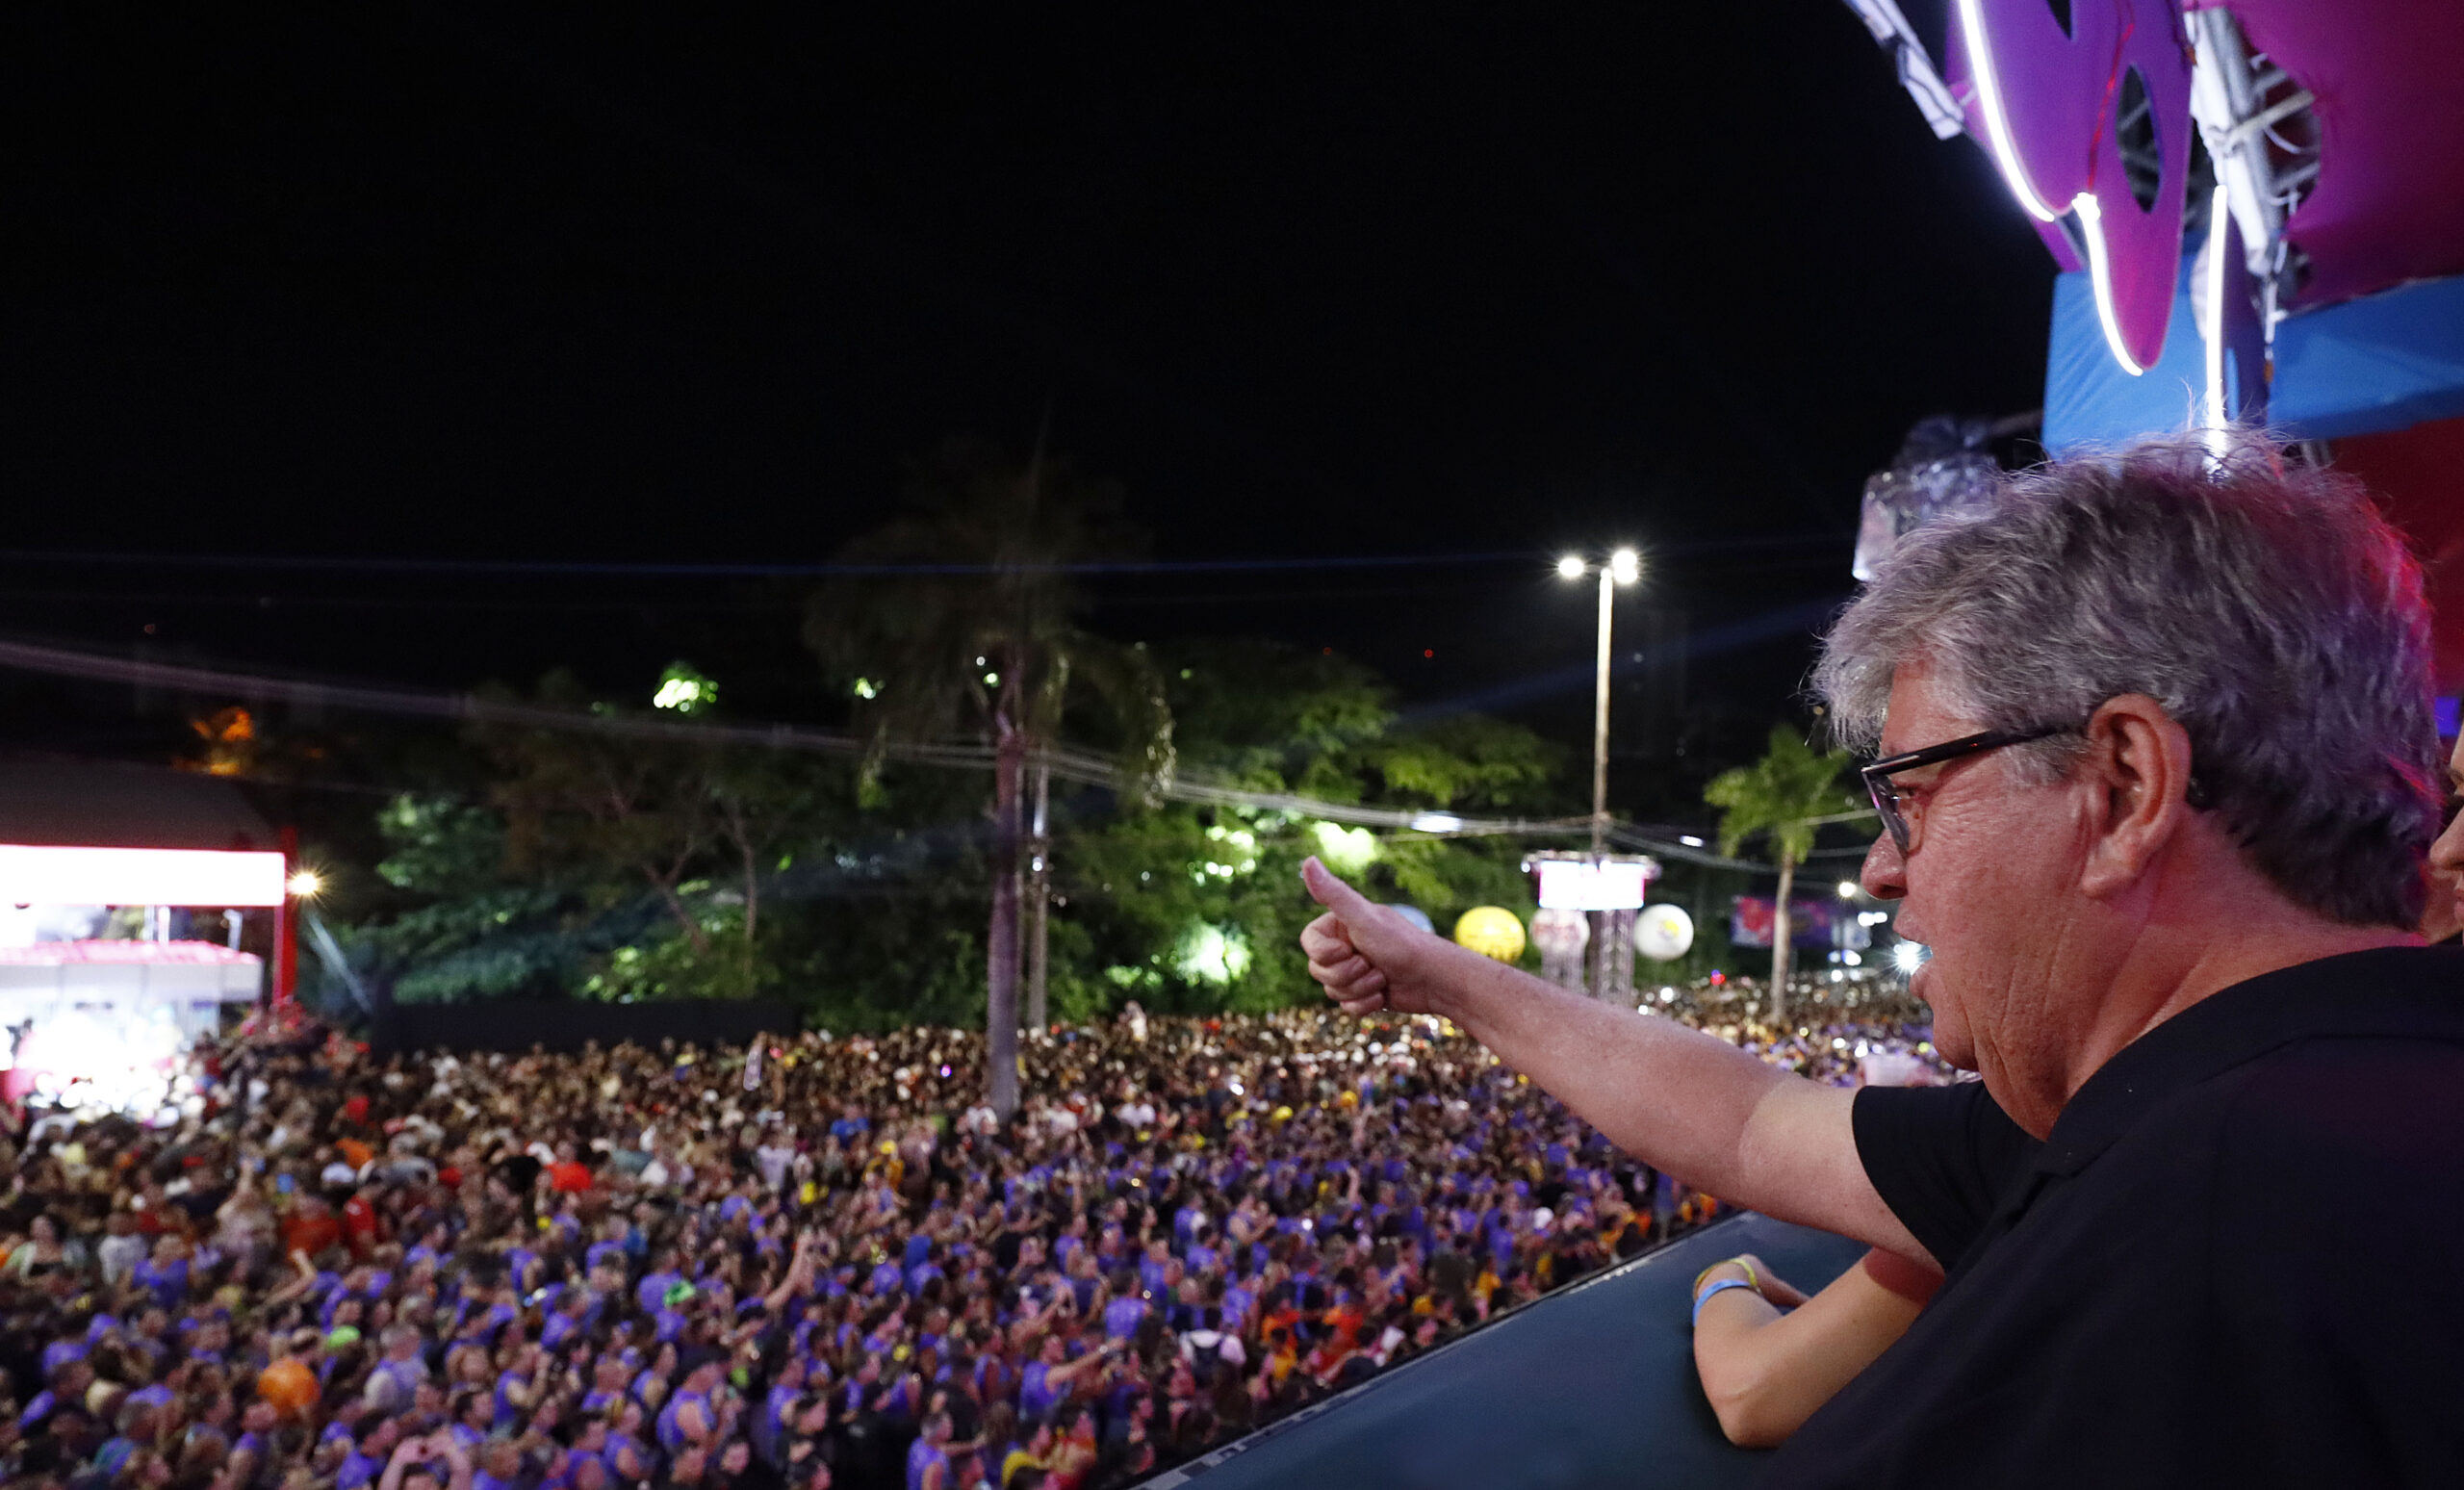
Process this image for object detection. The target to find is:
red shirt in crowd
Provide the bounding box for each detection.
[341,1194,385,1254]
[283,1209,342,1261]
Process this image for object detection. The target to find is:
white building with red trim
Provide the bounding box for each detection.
[0,757,292,1109]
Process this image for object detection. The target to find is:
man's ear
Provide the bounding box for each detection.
[2075,693,2197,899]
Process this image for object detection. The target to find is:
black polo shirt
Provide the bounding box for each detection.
[1765,945,2464,1488]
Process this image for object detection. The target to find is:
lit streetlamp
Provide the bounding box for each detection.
[1558,549,1642,855]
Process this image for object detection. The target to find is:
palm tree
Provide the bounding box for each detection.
[806,441,1172,1118]
[1705,727,1855,1025]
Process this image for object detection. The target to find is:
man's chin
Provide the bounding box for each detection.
[1911,965,1978,1069]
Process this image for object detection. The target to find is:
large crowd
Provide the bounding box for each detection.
[0,998,1950,1490]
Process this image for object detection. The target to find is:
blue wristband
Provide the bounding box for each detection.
[1690,1277,1760,1327]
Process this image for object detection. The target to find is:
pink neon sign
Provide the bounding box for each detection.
[1954,0,2194,374]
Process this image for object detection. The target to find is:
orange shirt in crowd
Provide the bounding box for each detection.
[259,1357,318,1418]
[282,1207,342,1261]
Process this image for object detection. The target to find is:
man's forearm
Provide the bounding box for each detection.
[1427,943,1778,1181]
[1424,941,1914,1251]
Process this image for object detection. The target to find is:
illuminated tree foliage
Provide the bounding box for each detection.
[1704,726,1856,1024]
[316,638,1559,1045]
[803,440,1174,1117]
[298,451,1560,1064]
[1047,640,1555,1017]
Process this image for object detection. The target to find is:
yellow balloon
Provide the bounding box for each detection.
[1452,907,1527,963]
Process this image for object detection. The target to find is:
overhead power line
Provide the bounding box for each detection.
[0,636,1771,863]
[0,533,1850,581]
[0,636,980,768]
[0,550,1542,579]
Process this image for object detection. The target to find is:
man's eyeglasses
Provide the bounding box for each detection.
[1860,723,2075,858]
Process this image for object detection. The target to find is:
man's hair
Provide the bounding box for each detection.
[1814,431,2440,928]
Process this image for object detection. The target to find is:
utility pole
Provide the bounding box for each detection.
[1025,757,1051,1033]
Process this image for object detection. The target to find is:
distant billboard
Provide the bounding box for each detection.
[1729,896,1840,950]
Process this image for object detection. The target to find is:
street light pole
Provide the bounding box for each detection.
[1560,549,1640,998]
[1592,563,1614,858]
[1562,548,1639,853]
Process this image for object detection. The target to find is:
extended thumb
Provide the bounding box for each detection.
[1301,856,1374,915]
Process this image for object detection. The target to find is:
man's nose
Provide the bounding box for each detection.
[1860,835,1906,901]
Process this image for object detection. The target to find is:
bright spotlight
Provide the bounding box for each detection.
[1555,555,1586,580]
[1410,812,1464,834]
[287,869,324,899]
[1678,835,1705,848]
[1608,549,1641,584]
[1836,880,1860,899]
[1891,941,1927,975]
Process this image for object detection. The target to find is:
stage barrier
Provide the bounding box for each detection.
[1144,1212,1867,1490]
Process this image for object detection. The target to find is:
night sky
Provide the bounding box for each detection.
[0,5,2053,777]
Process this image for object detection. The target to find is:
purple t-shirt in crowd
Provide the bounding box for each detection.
[1102,1295,1147,1340]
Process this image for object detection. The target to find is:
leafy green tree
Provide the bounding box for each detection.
[703,747,836,989]
[351,790,593,1003]
[1705,726,1856,1023]
[475,671,719,953]
[1045,640,1561,1016]
[468,670,838,999]
[372,792,503,898]
[805,442,1173,1117]
[318,632,1566,1036]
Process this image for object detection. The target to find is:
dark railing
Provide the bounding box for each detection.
[1142,1212,1867,1490]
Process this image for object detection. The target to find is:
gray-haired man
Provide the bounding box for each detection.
[1300,434,2462,1485]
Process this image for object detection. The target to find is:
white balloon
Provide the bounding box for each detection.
[1635,903,1695,961]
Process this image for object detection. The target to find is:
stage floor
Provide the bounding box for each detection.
[1143,1212,1868,1490]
